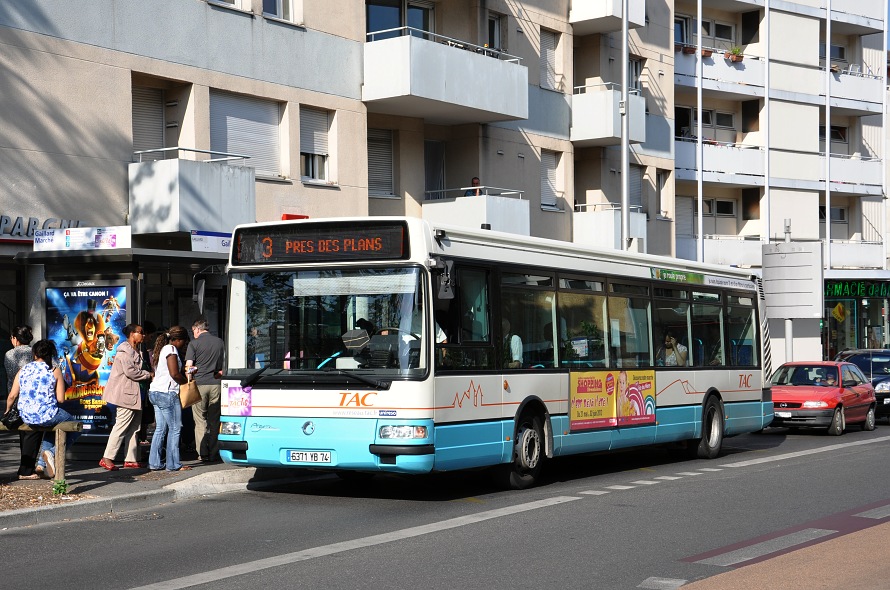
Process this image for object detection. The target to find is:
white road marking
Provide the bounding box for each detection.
[605,485,637,490]
[128,496,581,590]
[721,435,890,468]
[654,476,682,481]
[675,472,702,476]
[854,505,890,520]
[638,577,688,589]
[694,528,836,567]
[580,490,610,495]
[697,468,722,472]
[630,480,660,485]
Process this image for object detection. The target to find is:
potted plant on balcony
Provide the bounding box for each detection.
[701,47,713,58]
[724,46,743,63]
[682,45,697,55]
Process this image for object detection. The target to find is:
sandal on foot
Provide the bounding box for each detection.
[170,465,193,471]
[18,474,40,480]
[99,458,119,471]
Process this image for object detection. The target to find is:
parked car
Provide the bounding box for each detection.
[834,349,890,422]
[769,361,876,435]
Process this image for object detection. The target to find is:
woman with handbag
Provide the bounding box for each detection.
[146,326,192,471]
[4,339,80,480]
[99,324,153,471]
[4,325,44,479]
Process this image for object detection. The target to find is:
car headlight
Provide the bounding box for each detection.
[379,425,428,439]
[220,421,242,436]
[875,381,890,393]
[802,401,829,409]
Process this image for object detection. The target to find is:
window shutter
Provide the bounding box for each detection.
[540,29,556,90]
[676,196,694,237]
[541,150,558,208]
[629,165,643,210]
[132,87,165,161]
[210,91,280,177]
[368,129,394,196]
[424,140,445,199]
[300,107,330,156]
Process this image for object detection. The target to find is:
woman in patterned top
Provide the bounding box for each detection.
[4,339,79,480]
[4,325,43,478]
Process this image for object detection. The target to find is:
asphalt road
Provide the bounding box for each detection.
[4,426,890,590]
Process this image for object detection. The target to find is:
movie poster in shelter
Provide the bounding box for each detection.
[45,285,128,435]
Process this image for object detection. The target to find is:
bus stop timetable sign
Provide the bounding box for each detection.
[761,242,823,319]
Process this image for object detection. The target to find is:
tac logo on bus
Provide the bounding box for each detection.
[378,410,397,417]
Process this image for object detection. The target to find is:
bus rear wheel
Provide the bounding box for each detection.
[496,413,544,490]
[691,397,724,459]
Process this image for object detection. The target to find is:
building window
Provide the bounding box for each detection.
[368,129,394,196]
[263,0,301,22]
[488,11,506,50]
[424,140,445,200]
[300,107,331,181]
[655,170,667,217]
[628,57,643,92]
[366,0,434,40]
[541,149,560,209]
[819,43,847,62]
[819,125,848,144]
[675,16,690,45]
[715,199,736,217]
[210,90,281,178]
[742,188,760,220]
[715,112,734,129]
[540,28,558,91]
[819,206,847,223]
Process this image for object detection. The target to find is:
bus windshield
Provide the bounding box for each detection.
[227,266,430,379]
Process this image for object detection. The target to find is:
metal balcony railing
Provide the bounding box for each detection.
[424,186,524,201]
[366,26,522,64]
[132,147,251,164]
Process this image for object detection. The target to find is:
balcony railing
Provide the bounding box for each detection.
[133,147,250,164]
[571,83,646,146]
[424,185,524,201]
[366,27,521,63]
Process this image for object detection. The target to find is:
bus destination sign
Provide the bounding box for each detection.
[232,221,409,265]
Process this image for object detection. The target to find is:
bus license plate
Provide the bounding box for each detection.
[775,411,791,419]
[288,450,331,464]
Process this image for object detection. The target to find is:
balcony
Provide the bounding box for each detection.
[826,154,883,197]
[702,235,764,267]
[831,0,885,34]
[363,28,528,125]
[675,49,765,99]
[422,186,529,235]
[827,66,883,115]
[825,240,884,269]
[572,205,647,252]
[129,149,256,235]
[569,0,646,36]
[571,84,646,147]
[674,139,765,186]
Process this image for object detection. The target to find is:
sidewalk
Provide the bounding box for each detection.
[0,431,300,530]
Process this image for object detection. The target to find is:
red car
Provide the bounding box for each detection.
[769,361,876,435]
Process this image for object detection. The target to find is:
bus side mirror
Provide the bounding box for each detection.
[436,260,454,300]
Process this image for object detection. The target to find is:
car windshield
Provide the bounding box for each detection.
[771,365,838,386]
[848,354,890,379]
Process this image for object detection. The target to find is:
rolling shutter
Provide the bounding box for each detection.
[300,107,330,156]
[676,196,694,237]
[540,29,556,90]
[629,165,643,210]
[210,90,281,177]
[132,87,165,161]
[368,129,394,196]
[541,150,558,208]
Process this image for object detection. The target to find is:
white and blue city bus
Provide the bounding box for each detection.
[218,217,772,489]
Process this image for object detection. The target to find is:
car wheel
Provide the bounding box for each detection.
[827,407,845,436]
[862,405,876,431]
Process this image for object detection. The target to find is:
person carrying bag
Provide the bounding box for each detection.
[147,326,193,472]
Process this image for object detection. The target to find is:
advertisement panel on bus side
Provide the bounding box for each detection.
[570,370,656,431]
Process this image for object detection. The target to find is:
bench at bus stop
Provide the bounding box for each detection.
[0,421,83,480]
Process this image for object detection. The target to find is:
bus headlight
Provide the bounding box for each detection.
[220,422,242,436]
[379,425,428,439]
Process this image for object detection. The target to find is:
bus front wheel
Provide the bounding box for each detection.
[497,413,544,490]
[692,397,724,459]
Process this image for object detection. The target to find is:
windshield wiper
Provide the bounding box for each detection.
[241,366,269,388]
[321,367,390,390]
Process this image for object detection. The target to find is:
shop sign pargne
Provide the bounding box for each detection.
[0,215,82,239]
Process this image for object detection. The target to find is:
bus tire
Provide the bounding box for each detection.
[692,397,724,459]
[497,413,544,490]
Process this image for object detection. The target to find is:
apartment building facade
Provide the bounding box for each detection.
[0,0,885,379]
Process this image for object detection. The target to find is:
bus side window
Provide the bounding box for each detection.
[436,267,494,371]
